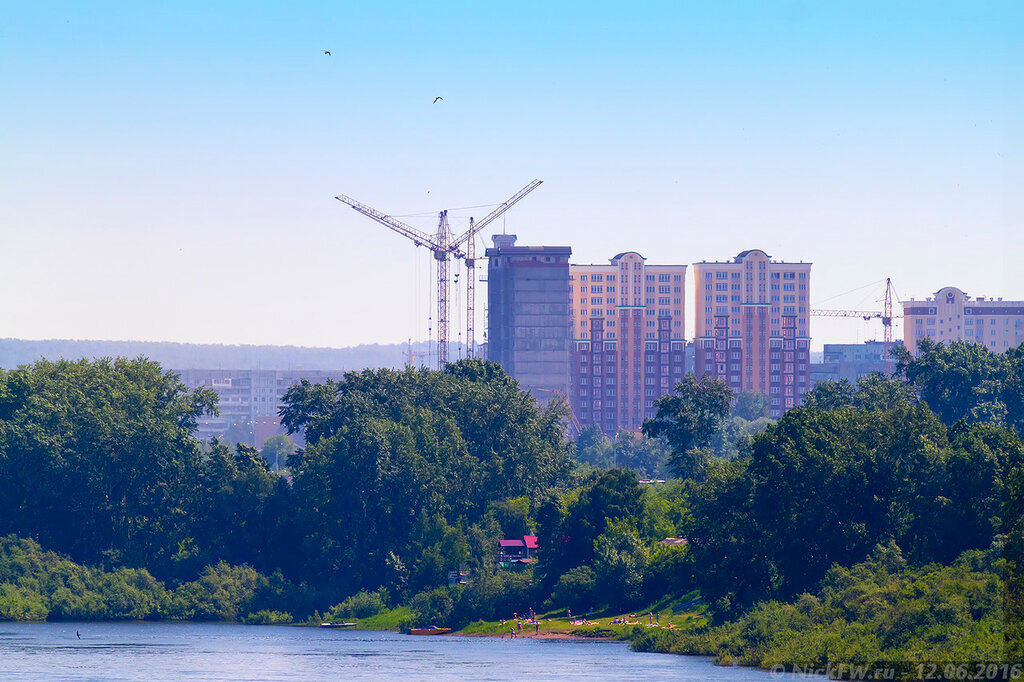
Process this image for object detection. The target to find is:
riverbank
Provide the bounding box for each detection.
[450,606,707,643]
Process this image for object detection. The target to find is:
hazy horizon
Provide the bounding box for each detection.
[2,2,1020,353]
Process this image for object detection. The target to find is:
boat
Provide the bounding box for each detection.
[319,622,358,628]
[409,626,452,635]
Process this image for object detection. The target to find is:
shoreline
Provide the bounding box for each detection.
[452,629,618,641]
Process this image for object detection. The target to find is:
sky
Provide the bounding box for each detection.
[1,1,1021,353]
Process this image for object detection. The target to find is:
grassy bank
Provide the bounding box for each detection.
[452,604,707,641]
[631,545,1006,671]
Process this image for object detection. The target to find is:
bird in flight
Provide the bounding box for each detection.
[322,50,331,56]
[433,97,443,103]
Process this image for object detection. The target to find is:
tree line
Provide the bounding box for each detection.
[0,341,1021,665]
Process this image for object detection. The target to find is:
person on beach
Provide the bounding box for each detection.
[510,626,516,639]
[535,621,540,634]
[567,608,572,623]
[517,620,522,634]
[655,612,660,624]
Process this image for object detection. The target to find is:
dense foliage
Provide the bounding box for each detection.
[0,342,1021,669]
[634,543,1005,667]
[0,535,300,622]
[278,359,573,599]
[687,391,1012,617]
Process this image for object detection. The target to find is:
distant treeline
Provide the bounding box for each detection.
[0,339,1021,668]
[0,338,467,372]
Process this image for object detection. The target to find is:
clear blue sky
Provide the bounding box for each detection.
[1,1,1020,351]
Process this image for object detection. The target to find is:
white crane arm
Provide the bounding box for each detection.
[335,194,440,250]
[451,179,543,248]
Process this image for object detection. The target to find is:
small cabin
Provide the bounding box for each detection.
[496,535,539,568]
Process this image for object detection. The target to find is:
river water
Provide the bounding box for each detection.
[0,623,817,680]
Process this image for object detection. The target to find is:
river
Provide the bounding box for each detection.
[0,623,818,680]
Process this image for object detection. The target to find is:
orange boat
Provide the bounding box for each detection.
[409,626,452,635]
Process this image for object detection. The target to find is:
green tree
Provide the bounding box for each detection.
[536,468,644,597]
[688,402,1012,618]
[575,425,613,468]
[612,431,671,477]
[592,519,649,610]
[895,339,1011,428]
[260,434,296,472]
[643,375,733,480]
[732,391,771,421]
[0,358,216,575]
[801,378,856,411]
[280,359,572,599]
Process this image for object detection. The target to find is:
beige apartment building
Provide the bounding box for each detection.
[568,251,687,434]
[693,249,812,418]
[903,286,1024,354]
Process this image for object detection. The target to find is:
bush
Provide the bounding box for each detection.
[550,566,595,610]
[326,589,387,620]
[643,544,693,602]
[242,609,293,625]
[410,587,455,626]
[169,562,268,621]
[0,583,48,621]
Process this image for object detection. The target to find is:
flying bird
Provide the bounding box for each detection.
[322,50,331,56]
[433,97,443,103]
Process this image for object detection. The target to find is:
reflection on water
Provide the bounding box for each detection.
[0,623,819,681]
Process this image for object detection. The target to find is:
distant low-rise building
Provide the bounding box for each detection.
[809,340,902,386]
[177,368,348,447]
[903,286,1024,354]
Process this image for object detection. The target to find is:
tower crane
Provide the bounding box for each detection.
[453,179,543,359]
[811,278,900,372]
[335,180,542,368]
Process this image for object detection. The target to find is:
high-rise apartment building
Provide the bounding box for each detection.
[692,249,811,418]
[485,234,573,402]
[568,251,687,434]
[903,286,1024,354]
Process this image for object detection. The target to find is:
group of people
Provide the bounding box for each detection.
[502,606,666,638]
[501,609,540,639]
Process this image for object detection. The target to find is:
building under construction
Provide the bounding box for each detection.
[485,234,572,404]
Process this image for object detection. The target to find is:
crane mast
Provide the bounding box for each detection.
[810,277,901,373]
[435,210,451,367]
[465,217,477,358]
[455,179,543,358]
[335,180,542,368]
